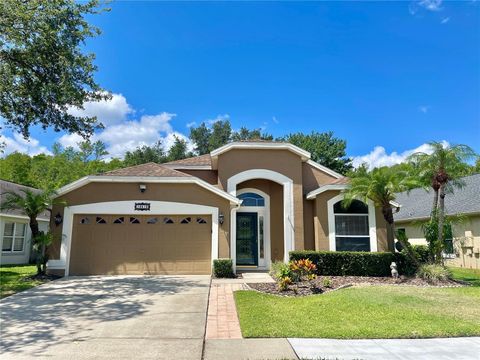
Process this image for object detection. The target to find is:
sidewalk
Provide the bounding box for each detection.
[288,337,480,360]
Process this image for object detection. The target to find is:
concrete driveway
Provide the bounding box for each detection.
[0,275,210,359]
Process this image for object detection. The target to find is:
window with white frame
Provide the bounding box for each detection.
[2,222,27,253]
[333,200,370,251]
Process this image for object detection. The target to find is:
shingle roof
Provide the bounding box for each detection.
[328,177,349,185]
[164,154,212,167]
[0,180,50,220]
[100,163,192,177]
[394,174,480,221]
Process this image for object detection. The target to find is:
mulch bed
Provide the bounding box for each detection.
[248,276,466,297]
[24,274,61,282]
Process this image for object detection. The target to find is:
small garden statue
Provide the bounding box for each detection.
[390,262,399,279]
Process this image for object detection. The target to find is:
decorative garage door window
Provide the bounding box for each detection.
[147,217,158,224]
[196,217,207,224]
[238,192,265,207]
[96,217,107,224]
[334,200,370,251]
[80,217,90,224]
[163,217,174,224]
[113,217,124,224]
[130,217,140,224]
[180,217,191,224]
[2,222,26,252]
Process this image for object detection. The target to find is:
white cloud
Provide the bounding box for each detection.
[419,0,443,11]
[67,93,134,126]
[272,116,279,124]
[352,141,449,170]
[409,0,443,15]
[441,17,450,24]
[419,105,430,113]
[206,114,230,125]
[186,121,197,128]
[0,131,52,156]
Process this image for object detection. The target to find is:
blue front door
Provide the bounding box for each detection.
[236,213,258,266]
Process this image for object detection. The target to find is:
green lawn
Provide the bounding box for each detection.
[0,265,44,298]
[449,266,480,286]
[235,267,480,339]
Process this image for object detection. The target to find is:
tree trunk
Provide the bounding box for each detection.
[382,205,395,252]
[382,205,419,266]
[29,217,42,275]
[437,183,446,265]
[432,188,439,215]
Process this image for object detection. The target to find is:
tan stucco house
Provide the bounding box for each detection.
[1,180,50,265]
[394,174,480,270]
[47,142,390,276]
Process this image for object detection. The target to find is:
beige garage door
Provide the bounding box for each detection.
[69,214,212,275]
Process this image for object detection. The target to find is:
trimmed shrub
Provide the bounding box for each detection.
[270,261,291,281]
[289,251,418,277]
[417,264,452,283]
[411,245,430,264]
[213,259,235,278]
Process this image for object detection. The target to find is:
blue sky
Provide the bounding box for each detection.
[1,0,479,168]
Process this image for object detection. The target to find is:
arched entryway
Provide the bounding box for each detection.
[228,169,294,269]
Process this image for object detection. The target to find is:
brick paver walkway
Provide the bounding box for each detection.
[205,283,246,339]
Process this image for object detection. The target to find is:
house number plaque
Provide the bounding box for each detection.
[134,202,151,211]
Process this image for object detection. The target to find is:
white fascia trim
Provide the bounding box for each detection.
[162,165,212,170]
[306,184,349,200]
[389,200,401,208]
[55,176,240,205]
[306,160,344,179]
[47,200,220,275]
[327,194,378,252]
[210,142,311,161]
[0,213,50,222]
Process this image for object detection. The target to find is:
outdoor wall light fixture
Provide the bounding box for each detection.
[219,213,225,225]
[139,184,147,193]
[54,213,63,226]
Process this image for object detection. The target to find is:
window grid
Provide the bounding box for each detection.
[2,222,26,253]
[334,201,370,252]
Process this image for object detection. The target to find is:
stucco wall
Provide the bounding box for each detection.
[217,149,305,251]
[302,162,338,193]
[177,169,218,185]
[49,182,232,260]
[396,215,480,269]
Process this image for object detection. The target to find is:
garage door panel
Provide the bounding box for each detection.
[70,214,212,275]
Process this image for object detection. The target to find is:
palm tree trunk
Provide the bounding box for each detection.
[437,184,446,265]
[432,188,439,214]
[382,205,419,266]
[29,217,42,275]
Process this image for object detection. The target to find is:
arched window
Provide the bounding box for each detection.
[334,200,370,252]
[238,192,265,207]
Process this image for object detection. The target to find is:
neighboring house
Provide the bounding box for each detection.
[47,141,390,276]
[0,180,50,265]
[394,174,480,269]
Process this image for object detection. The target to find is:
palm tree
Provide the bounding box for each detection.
[1,188,57,275]
[408,142,477,262]
[342,165,420,259]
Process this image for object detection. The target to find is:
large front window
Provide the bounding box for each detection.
[2,222,26,253]
[334,200,370,251]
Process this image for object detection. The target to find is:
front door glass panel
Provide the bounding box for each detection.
[236,212,258,266]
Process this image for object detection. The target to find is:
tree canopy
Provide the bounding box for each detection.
[0,0,109,138]
[279,131,353,175]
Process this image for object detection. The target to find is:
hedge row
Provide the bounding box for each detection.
[289,251,418,277]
